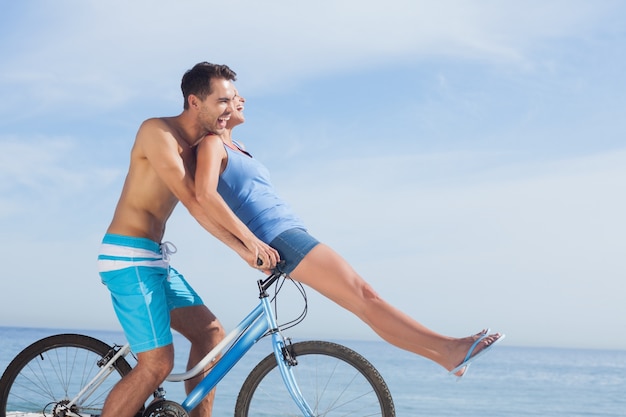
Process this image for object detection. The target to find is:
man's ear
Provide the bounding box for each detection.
[188,94,200,110]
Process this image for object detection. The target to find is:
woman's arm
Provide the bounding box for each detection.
[195,134,280,270]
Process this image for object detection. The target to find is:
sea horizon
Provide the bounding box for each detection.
[2,326,624,416]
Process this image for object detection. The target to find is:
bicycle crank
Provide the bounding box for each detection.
[142,400,189,417]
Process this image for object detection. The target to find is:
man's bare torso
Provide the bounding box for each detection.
[106,117,197,243]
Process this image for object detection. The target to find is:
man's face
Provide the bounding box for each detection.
[196,78,236,134]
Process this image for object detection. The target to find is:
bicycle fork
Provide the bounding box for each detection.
[261,297,316,417]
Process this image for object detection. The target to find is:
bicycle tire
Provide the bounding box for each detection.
[0,333,133,417]
[234,340,395,417]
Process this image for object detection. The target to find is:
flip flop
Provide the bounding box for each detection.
[449,332,505,378]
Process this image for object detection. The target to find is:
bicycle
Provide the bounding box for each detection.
[0,266,396,417]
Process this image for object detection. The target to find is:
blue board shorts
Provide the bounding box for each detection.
[97,234,203,353]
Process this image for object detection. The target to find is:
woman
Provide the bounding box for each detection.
[195,90,504,377]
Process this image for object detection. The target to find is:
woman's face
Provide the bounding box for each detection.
[227,88,246,128]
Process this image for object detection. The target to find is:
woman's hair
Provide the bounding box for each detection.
[181,62,237,109]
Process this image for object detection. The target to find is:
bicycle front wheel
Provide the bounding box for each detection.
[235,340,395,417]
[0,333,133,417]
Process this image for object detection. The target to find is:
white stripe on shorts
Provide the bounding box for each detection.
[97,243,168,273]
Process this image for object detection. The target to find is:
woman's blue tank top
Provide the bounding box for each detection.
[217,143,306,244]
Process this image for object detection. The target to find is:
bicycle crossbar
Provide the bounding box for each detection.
[180,295,316,416]
[165,304,265,382]
[181,302,269,411]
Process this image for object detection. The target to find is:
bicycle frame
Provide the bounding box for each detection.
[64,343,132,415]
[182,291,314,416]
[81,273,316,416]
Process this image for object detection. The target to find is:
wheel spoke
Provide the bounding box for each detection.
[0,334,133,417]
[235,341,395,417]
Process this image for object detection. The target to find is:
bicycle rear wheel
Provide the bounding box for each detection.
[0,333,133,417]
[235,340,395,417]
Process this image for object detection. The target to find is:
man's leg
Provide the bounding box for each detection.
[170,305,226,417]
[101,344,174,417]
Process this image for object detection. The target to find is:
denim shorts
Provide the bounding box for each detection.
[269,228,320,275]
[97,234,203,353]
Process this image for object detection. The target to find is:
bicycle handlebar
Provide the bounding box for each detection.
[257,261,287,295]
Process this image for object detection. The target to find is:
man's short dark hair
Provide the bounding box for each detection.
[181,62,237,109]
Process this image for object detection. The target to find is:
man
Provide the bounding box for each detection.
[97,62,279,417]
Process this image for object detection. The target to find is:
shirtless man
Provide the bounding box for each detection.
[97,62,279,417]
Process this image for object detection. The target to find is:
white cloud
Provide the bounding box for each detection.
[276,148,626,348]
[0,136,121,194]
[1,0,615,114]
[286,147,626,247]
[1,137,78,190]
[0,135,125,238]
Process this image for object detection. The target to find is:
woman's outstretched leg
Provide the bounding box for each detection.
[290,243,502,373]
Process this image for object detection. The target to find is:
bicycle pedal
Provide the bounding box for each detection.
[153,386,167,400]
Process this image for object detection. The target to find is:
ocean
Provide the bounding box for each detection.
[0,326,624,416]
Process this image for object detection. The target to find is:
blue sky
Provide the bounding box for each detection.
[1,1,625,350]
